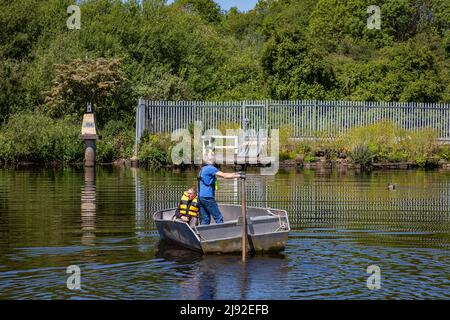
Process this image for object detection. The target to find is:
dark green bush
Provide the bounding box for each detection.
[138,143,168,169]
[438,145,450,161]
[96,140,117,163]
[96,120,134,163]
[0,112,84,164]
[138,133,172,169]
[53,117,85,163]
[349,145,373,167]
[415,156,427,167]
[279,150,294,161]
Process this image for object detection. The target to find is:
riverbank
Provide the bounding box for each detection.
[2,114,450,171]
[3,156,450,171]
[279,157,450,170]
[116,157,450,171]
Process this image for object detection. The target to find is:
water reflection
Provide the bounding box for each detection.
[81,167,96,246]
[135,168,450,232]
[0,167,449,299]
[155,240,289,300]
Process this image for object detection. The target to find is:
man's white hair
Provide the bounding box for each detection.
[205,151,216,165]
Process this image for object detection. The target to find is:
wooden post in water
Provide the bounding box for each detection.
[80,103,99,167]
[241,176,247,262]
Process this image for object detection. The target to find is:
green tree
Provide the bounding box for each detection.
[0,59,26,123]
[45,58,129,125]
[208,50,267,100]
[262,28,337,100]
[172,0,222,24]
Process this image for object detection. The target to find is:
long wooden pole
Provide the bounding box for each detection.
[241,177,247,262]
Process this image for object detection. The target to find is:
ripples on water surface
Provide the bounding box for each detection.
[0,167,448,299]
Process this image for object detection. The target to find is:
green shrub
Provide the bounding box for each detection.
[52,118,84,163]
[279,150,294,160]
[96,140,117,163]
[399,129,438,163]
[0,112,84,164]
[303,154,316,163]
[96,120,134,163]
[389,150,408,163]
[438,145,450,161]
[342,121,438,164]
[415,156,427,167]
[342,121,399,156]
[138,133,172,169]
[139,142,168,169]
[0,132,13,162]
[349,144,373,167]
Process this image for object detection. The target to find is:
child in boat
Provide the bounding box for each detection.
[175,186,200,228]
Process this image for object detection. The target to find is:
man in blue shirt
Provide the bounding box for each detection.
[198,154,243,224]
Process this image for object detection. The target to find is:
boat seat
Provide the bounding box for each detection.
[250,215,280,222]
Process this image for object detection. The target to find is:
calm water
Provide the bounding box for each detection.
[0,167,449,299]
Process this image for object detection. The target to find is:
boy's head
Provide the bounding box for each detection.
[186,186,197,200]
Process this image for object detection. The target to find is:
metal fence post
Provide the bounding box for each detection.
[134,99,142,157]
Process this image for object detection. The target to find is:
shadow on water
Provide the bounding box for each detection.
[155,239,290,300]
[155,239,203,263]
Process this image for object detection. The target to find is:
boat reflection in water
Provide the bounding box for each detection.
[156,240,290,300]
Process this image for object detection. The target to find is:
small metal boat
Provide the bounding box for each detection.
[153,204,290,254]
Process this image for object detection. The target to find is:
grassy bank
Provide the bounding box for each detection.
[279,122,450,168]
[1,115,450,170]
[136,121,450,170]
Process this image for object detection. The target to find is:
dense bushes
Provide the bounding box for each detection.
[0,113,135,165]
[96,120,134,163]
[0,112,84,164]
[1,0,449,126]
[138,131,174,169]
[341,122,439,166]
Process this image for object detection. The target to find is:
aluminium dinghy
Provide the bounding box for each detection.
[153,204,290,254]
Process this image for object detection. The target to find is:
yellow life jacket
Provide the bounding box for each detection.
[178,191,200,218]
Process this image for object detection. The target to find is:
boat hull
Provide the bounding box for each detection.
[200,231,289,253]
[155,219,202,252]
[153,205,290,254]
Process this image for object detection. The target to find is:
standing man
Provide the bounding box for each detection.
[198,153,244,225]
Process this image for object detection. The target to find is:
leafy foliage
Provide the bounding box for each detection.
[138,131,174,169]
[0,112,84,164]
[0,0,449,164]
[96,120,135,163]
[45,58,129,126]
[349,144,374,167]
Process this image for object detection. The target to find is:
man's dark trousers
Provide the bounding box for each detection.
[199,197,223,224]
